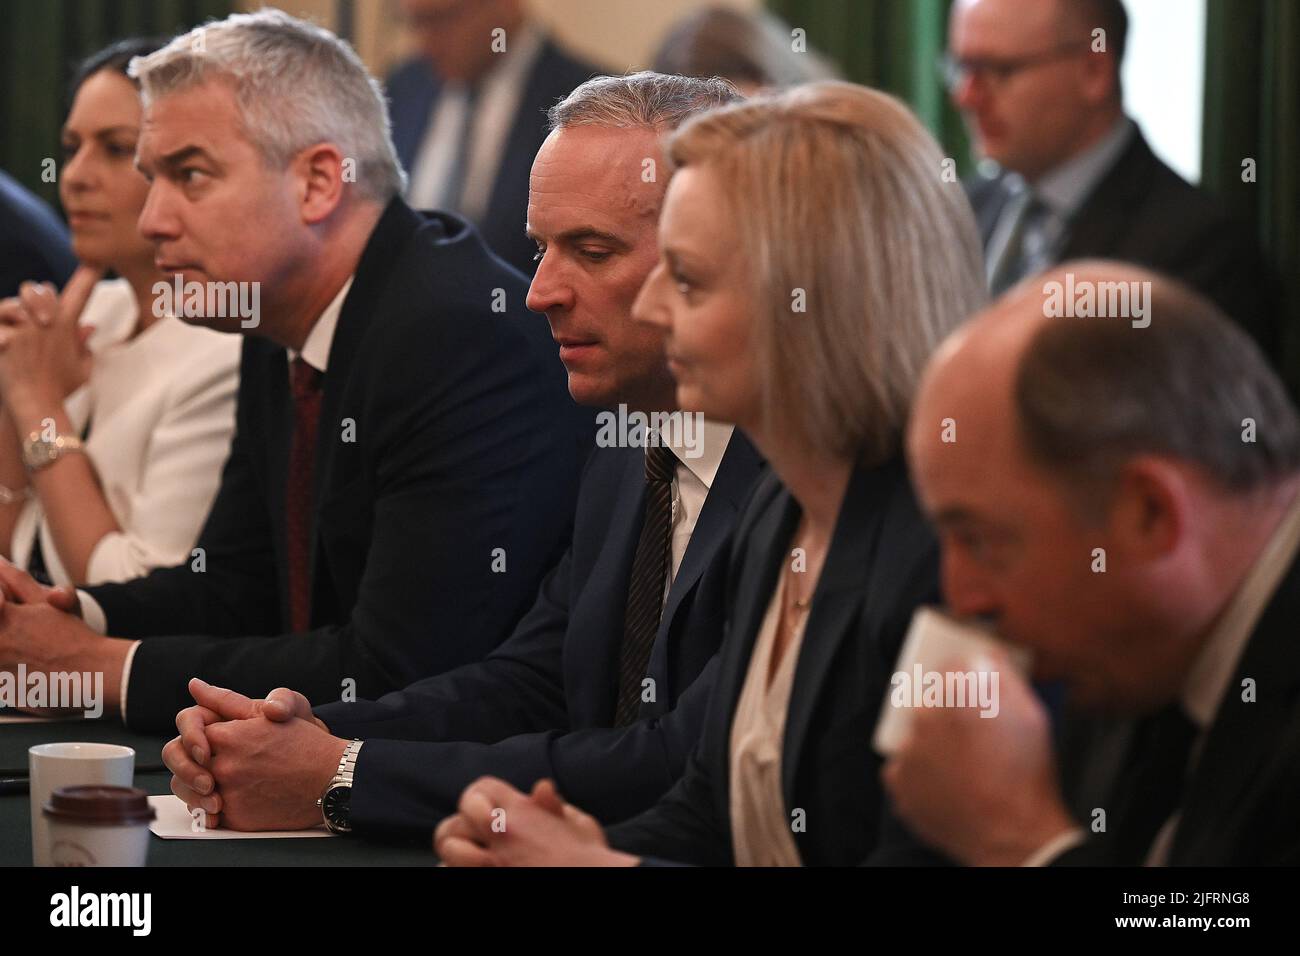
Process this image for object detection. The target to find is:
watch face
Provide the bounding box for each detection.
[322,785,351,829]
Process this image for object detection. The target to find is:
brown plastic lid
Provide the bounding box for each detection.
[43,785,156,826]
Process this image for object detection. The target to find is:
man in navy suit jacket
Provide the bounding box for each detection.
[158,73,762,838]
[0,169,76,298]
[387,0,599,275]
[0,11,587,733]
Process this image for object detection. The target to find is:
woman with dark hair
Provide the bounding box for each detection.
[0,39,240,589]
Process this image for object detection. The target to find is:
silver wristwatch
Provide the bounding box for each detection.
[317,740,363,834]
[22,431,84,473]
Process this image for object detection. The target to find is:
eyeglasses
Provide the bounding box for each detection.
[939,43,1088,92]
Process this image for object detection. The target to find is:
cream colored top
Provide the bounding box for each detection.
[729,574,809,867]
[11,279,240,585]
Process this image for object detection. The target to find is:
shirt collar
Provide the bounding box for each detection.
[657,419,734,490]
[289,276,354,374]
[1182,488,1300,727]
[1031,116,1135,220]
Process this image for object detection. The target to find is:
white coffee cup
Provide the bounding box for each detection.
[29,742,135,867]
[873,607,1032,756]
[44,785,155,867]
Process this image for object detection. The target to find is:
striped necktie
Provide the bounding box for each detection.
[614,442,678,725]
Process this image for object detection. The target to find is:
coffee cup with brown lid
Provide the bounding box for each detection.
[43,785,155,867]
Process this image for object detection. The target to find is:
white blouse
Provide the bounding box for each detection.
[10,278,240,585]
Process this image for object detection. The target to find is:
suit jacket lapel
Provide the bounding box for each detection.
[659,433,764,633]
[1172,551,1300,861]
[264,345,292,627]
[1060,131,1159,261]
[308,200,427,587]
[781,459,901,806]
[715,484,800,746]
[973,179,1012,246]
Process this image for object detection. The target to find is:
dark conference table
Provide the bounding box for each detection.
[0,717,437,866]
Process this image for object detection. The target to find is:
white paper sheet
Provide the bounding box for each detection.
[147,794,333,840]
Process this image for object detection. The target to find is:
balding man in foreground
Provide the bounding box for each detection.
[886,261,1300,865]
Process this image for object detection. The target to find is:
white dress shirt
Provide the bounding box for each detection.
[658,419,733,605]
[405,22,545,222]
[91,276,355,724]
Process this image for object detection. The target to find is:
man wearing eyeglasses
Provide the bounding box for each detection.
[946,0,1278,359]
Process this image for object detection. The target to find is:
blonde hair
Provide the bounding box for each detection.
[668,81,986,464]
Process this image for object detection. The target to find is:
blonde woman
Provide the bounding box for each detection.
[0,39,240,588]
[435,81,988,866]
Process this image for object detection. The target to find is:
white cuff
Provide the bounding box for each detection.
[77,589,108,635]
[1021,827,1088,867]
[118,640,141,726]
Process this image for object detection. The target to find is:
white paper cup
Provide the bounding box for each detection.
[873,607,1031,755]
[44,786,154,867]
[29,742,135,867]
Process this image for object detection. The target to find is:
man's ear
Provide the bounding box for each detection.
[1108,456,1189,560]
[1078,48,1118,107]
[294,143,346,225]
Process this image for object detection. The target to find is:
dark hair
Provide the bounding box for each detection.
[69,37,166,106]
[1065,0,1128,66]
[1015,269,1300,504]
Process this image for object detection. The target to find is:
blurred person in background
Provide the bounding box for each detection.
[0,38,239,589]
[651,5,839,96]
[947,0,1278,355]
[387,0,599,274]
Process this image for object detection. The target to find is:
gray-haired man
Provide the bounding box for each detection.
[0,9,589,732]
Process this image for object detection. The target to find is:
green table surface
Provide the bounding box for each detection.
[1,718,437,866]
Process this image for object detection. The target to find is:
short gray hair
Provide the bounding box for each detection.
[547,71,741,133]
[1016,265,1300,501]
[129,8,406,201]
